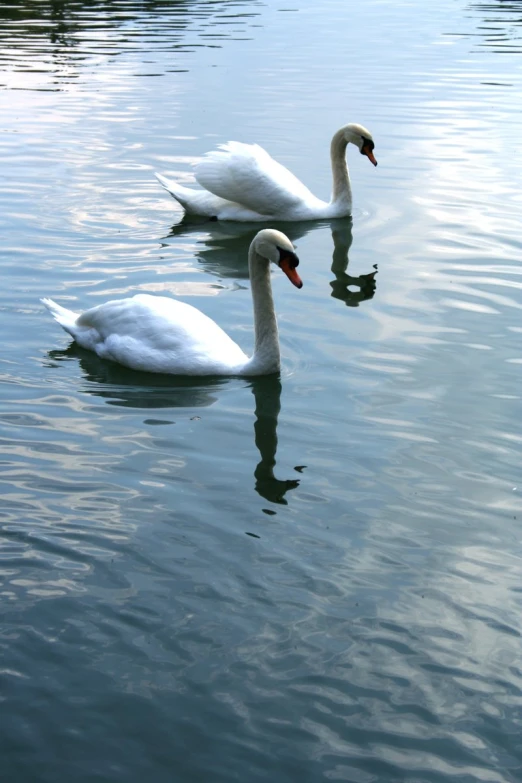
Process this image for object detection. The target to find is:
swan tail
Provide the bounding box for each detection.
[155,172,184,200]
[41,298,79,337]
[155,172,227,217]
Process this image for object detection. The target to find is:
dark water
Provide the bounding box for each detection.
[1,1,522,781]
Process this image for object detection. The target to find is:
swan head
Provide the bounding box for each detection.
[253,229,303,289]
[342,123,378,166]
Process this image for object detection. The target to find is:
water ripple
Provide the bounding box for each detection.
[2,0,522,782]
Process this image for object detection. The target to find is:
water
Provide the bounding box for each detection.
[1,1,522,781]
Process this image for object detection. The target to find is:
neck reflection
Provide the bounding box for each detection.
[330,222,378,307]
[166,217,378,309]
[250,376,300,505]
[46,346,301,505]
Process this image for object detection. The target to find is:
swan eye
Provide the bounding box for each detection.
[277,247,299,269]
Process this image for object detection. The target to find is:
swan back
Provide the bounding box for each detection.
[195,141,323,218]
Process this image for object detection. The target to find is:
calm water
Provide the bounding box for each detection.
[1,1,522,781]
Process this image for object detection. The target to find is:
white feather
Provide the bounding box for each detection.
[42,229,302,376]
[155,123,376,222]
[195,142,321,217]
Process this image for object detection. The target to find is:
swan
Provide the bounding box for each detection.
[41,229,302,376]
[155,123,377,222]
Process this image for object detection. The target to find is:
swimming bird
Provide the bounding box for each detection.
[155,123,377,222]
[41,229,302,376]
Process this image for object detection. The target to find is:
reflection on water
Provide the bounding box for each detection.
[250,377,300,505]
[47,344,225,408]
[47,345,299,505]
[0,0,262,90]
[167,217,378,306]
[330,222,377,307]
[166,216,259,278]
[2,0,522,781]
[465,0,522,54]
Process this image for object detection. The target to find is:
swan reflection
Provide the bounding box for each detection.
[47,344,224,408]
[46,346,300,505]
[330,222,377,307]
[250,376,300,505]
[166,216,377,305]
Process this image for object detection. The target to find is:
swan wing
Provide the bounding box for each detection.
[195,142,320,217]
[75,295,247,374]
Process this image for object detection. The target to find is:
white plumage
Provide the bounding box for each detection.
[42,229,303,377]
[155,123,377,222]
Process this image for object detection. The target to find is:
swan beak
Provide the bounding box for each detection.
[362,145,378,166]
[280,258,303,289]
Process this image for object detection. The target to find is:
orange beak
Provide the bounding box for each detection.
[280,258,303,289]
[362,145,378,166]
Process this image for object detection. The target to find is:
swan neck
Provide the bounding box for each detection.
[247,247,280,374]
[330,128,352,206]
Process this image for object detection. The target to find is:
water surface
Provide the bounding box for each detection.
[1,1,522,781]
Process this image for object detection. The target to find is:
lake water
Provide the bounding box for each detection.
[1,1,522,781]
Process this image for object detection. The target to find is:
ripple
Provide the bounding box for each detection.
[2,0,522,782]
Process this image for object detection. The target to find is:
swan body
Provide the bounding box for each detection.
[42,229,302,376]
[155,123,377,222]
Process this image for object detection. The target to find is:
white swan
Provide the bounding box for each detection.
[42,229,302,376]
[155,123,377,222]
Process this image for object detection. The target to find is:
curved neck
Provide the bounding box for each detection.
[245,247,280,374]
[330,128,352,208]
